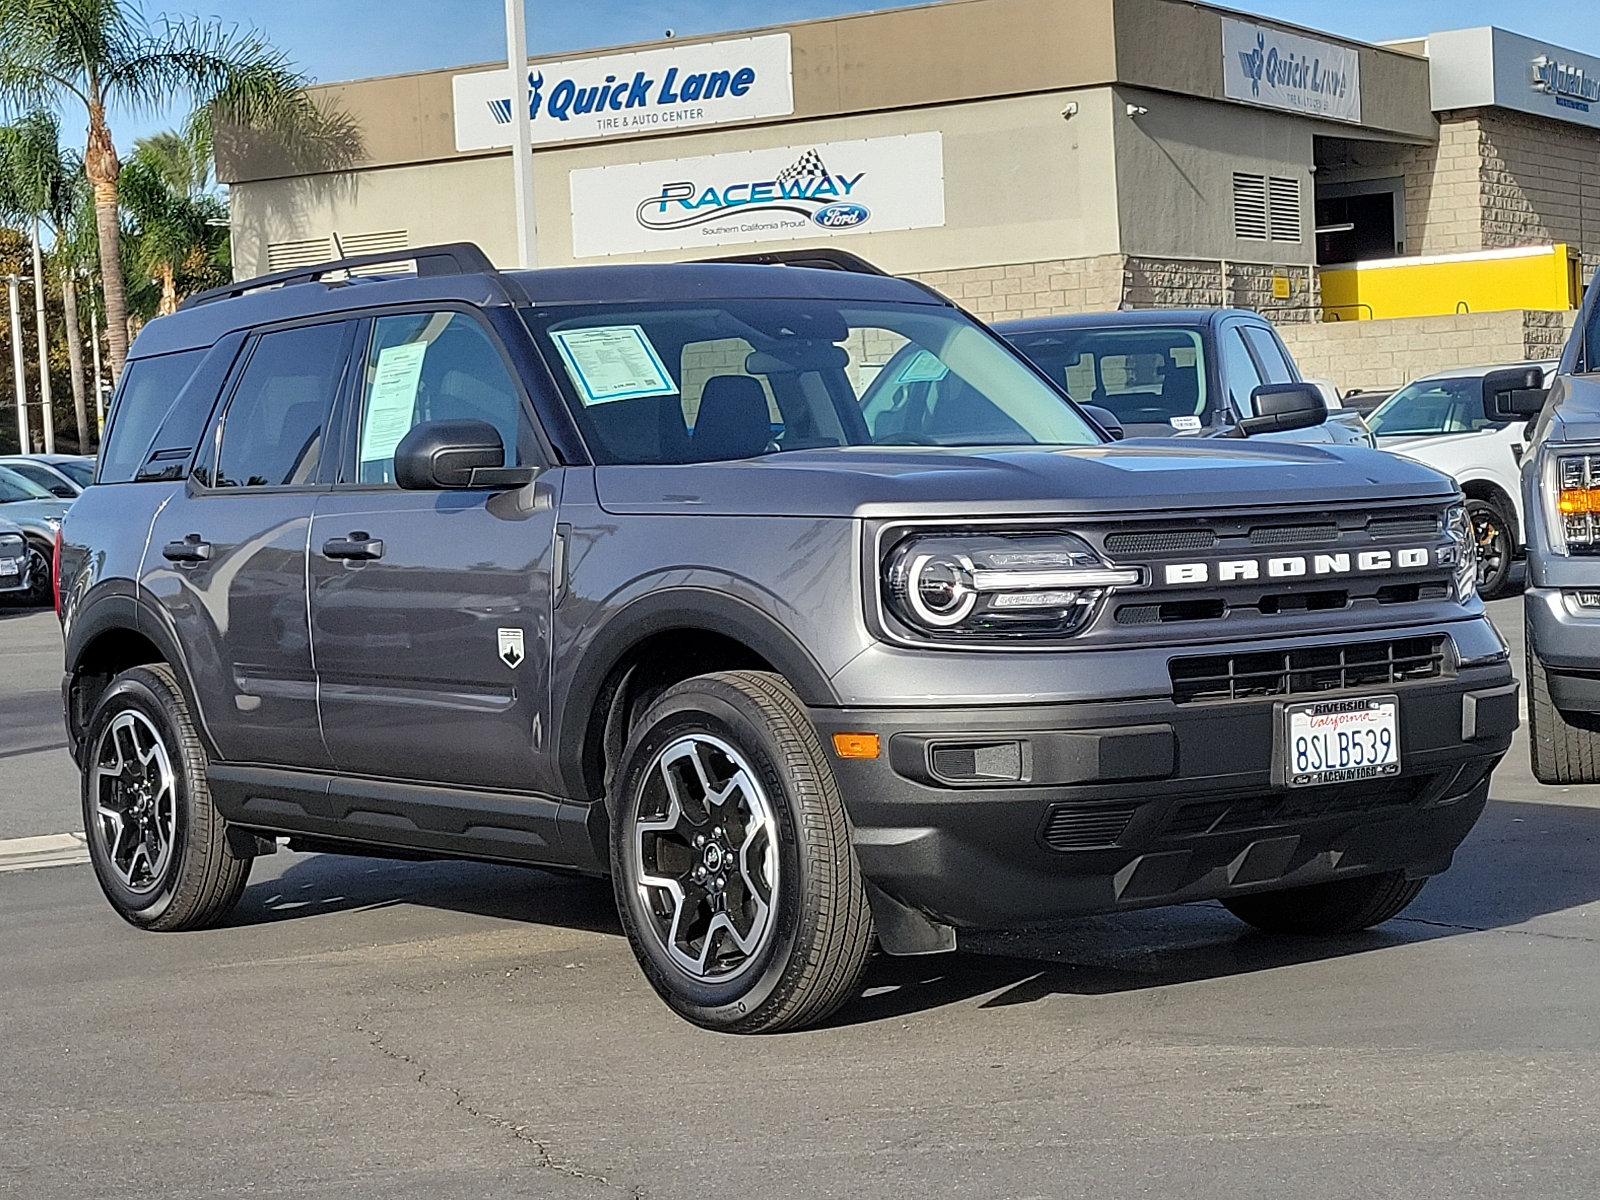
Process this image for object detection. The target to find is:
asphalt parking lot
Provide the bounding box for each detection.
[3,592,1598,1199]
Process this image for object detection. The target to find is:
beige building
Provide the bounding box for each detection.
[218,0,1600,387]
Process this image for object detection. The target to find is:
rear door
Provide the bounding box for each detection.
[308,307,561,794]
[143,319,355,769]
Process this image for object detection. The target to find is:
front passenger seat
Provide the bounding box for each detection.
[693,376,772,462]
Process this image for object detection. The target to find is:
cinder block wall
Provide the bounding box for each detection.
[911,255,1318,323]
[1278,309,1577,391]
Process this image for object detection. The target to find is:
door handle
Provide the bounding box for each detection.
[322,532,385,561]
[162,534,212,563]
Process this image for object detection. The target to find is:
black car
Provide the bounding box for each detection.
[997,308,1370,444]
[58,244,1515,1032]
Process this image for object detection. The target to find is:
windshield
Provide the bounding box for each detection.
[0,465,55,503]
[523,300,1099,465]
[1368,377,1500,438]
[1006,326,1210,430]
[54,459,93,487]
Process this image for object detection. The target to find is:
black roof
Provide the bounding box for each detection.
[131,244,943,359]
[994,308,1269,336]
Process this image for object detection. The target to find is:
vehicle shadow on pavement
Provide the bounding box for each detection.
[226,852,622,938]
[215,796,1599,1027]
[821,795,1600,1028]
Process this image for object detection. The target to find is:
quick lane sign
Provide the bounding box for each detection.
[453,33,793,151]
[1222,17,1361,124]
[569,133,946,258]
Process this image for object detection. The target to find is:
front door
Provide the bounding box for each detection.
[309,308,559,793]
[142,319,355,768]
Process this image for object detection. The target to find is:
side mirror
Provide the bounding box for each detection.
[1236,383,1327,437]
[1080,403,1125,441]
[394,419,536,490]
[1482,366,1548,420]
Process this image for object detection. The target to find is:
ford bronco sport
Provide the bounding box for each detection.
[59,244,1517,1032]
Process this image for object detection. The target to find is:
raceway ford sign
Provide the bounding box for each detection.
[568,133,946,257]
[452,34,793,150]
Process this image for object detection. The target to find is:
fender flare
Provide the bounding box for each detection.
[63,582,220,761]
[555,586,840,799]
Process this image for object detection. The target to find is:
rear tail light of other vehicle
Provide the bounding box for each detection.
[52,527,62,615]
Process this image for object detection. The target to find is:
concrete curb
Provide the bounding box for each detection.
[0,832,89,874]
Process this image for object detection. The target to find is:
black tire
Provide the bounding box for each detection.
[1528,643,1600,784]
[610,670,874,1033]
[22,540,51,608]
[81,664,252,931]
[1467,497,1514,600]
[1222,871,1425,935]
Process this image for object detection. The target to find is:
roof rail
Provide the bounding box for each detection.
[697,248,890,276]
[177,242,502,311]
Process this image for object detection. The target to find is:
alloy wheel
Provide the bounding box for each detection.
[91,710,179,893]
[632,734,779,983]
[1471,506,1508,590]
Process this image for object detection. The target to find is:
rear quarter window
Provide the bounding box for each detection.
[97,349,209,484]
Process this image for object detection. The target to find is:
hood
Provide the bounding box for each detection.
[0,497,70,534]
[1377,428,1515,458]
[595,439,1458,518]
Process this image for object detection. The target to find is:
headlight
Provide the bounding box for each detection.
[882,531,1140,640]
[1444,502,1477,602]
[1548,451,1600,555]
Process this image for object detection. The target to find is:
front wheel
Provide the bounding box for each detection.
[1467,498,1514,600]
[1222,871,1425,935]
[23,540,51,607]
[611,671,874,1033]
[82,664,253,930]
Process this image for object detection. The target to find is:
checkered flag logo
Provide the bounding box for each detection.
[776,149,831,184]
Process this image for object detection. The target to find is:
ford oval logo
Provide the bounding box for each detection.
[813,202,870,229]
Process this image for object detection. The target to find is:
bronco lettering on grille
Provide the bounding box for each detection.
[1163,548,1433,586]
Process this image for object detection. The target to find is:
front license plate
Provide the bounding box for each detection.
[1283,694,1400,787]
[0,557,19,576]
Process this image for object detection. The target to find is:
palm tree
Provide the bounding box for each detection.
[120,137,227,315]
[0,1,337,382]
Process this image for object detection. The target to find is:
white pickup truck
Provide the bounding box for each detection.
[1367,361,1558,599]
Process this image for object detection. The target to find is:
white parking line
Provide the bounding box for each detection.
[0,832,89,874]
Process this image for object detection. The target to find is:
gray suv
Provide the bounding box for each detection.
[59,244,1517,1032]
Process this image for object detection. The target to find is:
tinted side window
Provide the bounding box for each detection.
[1218,327,1263,415]
[351,312,525,485]
[97,349,207,484]
[214,323,350,489]
[1240,324,1297,384]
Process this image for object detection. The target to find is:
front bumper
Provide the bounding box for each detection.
[1525,584,1600,713]
[811,664,1517,929]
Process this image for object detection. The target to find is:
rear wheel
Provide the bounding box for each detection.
[1528,643,1600,784]
[22,540,50,607]
[1222,871,1425,935]
[611,670,874,1033]
[1467,498,1514,599]
[82,664,252,930]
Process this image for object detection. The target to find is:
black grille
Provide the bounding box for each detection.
[1165,775,1428,837]
[1169,636,1447,703]
[1104,529,1217,555]
[1041,803,1140,850]
[1115,598,1227,625]
[1249,523,1340,546]
[1368,515,1439,539]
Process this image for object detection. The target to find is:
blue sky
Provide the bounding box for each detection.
[101,0,1600,150]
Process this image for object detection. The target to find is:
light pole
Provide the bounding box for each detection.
[505,0,537,268]
[89,284,105,432]
[5,274,28,454]
[30,218,54,453]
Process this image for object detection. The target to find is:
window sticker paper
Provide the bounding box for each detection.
[359,340,429,465]
[896,348,950,384]
[550,325,679,406]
